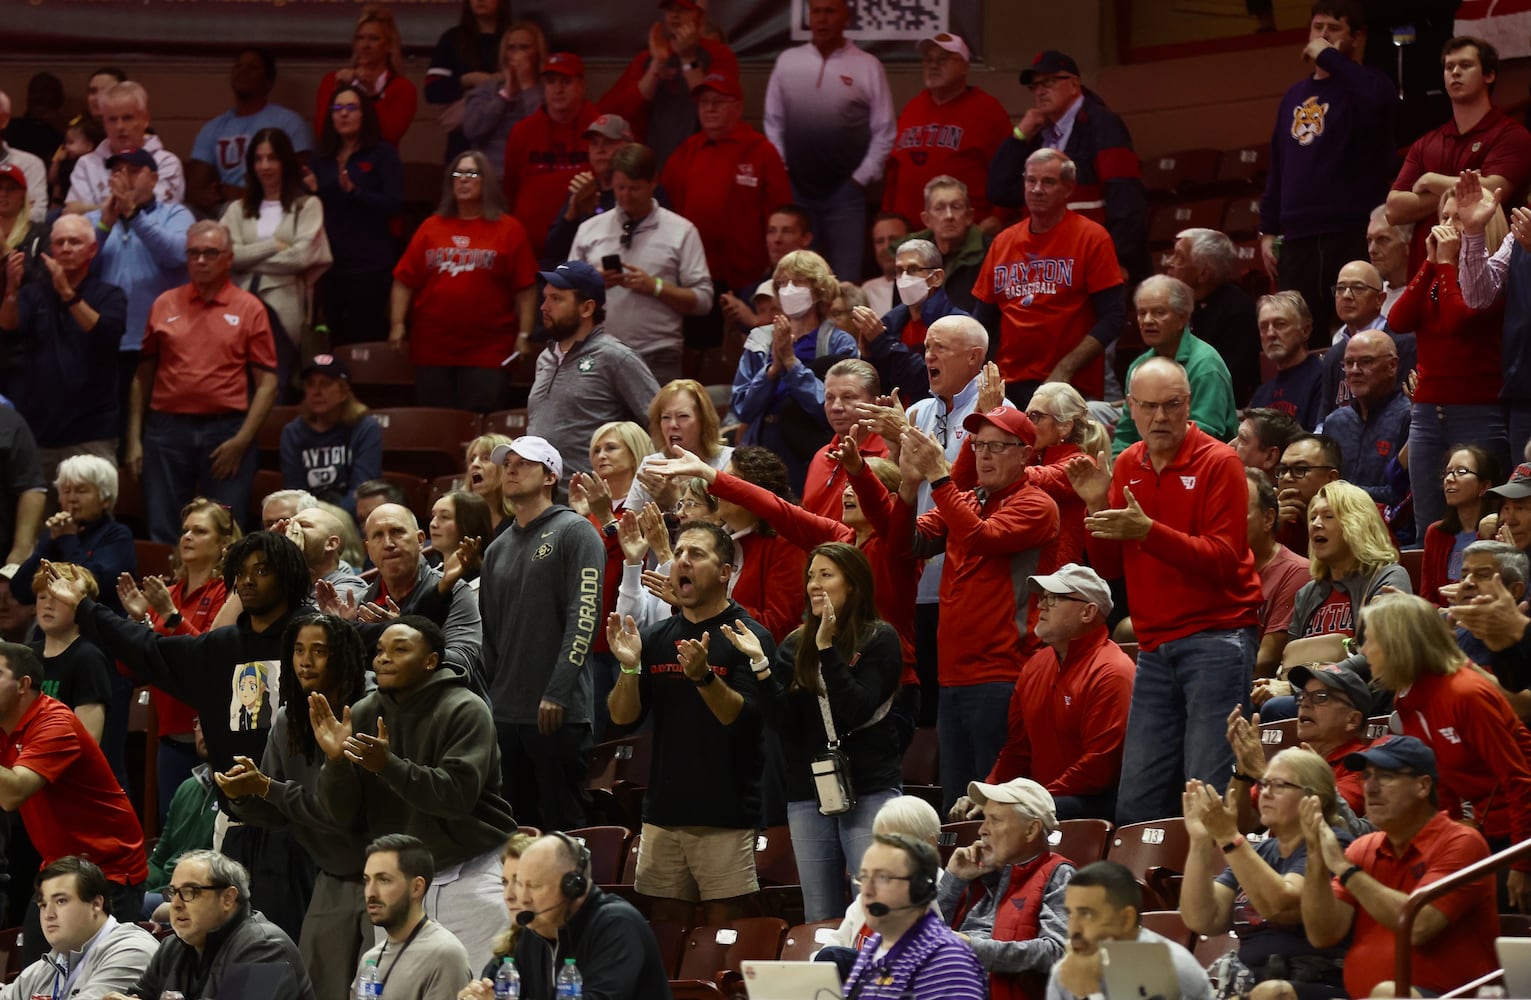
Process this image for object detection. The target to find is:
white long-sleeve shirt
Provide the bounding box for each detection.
[67,134,185,209]
[764,39,896,195]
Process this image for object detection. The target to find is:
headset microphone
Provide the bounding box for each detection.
[864,901,927,917]
[514,902,567,926]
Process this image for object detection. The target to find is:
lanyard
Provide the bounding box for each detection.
[377,917,429,995]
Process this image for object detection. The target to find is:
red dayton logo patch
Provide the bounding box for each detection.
[840,75,854,87]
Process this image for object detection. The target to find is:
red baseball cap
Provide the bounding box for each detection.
[0,163,25,192]
[542,52,585,78]
[962,407,1037,446]
[692,70,742,101]
[659,0,706,10]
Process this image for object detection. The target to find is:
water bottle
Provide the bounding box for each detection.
[555,958,582,999]
[494,957,520,1000]
[356,958,381,1000]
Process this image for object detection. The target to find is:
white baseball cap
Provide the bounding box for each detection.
[917,32,971,63]
[490,436,564,480]
[967,777,1058,833]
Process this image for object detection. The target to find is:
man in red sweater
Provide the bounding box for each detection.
[502,52,598,260]
[893,407,1060,813]
[800,358,888,519]
[1067,356,1262,825]
[949,563,1133,823]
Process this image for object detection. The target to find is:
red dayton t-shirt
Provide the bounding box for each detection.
[394,215,538,368]
[502,102,599,259]
[0,694,146,885]
[972,212,1123,397]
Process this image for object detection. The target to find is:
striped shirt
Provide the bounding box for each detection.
[843,911,987,1000]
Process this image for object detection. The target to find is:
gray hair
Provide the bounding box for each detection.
[922,174,969,208]
[186,220,231,251]
[55,455,118,512]
[1464,540,1530,589]
[1025,147,1077,186]
[825,358,880,397]
[1135,274,1194,319]
[1175,227,1237,284]
[263,489,319,513]
[897,238,942,271]
[174,849,250,902]
[872,794,942,844]
[835,281,868,311]
[1256,289,1313,333]
[1369,203,1415,244]
[104,80,148,114]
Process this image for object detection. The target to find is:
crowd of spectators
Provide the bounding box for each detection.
[4,0,1531,997]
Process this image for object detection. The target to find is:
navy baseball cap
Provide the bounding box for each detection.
[1288,662,1371,715]
[300,353,350,381]
[105,148,157,171]
[1343,734,1438,782]
[540,261,605,306]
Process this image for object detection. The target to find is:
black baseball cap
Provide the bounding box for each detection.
[1019,50,1081,86]
[1288,662,1371,715]
[300,354,350,381]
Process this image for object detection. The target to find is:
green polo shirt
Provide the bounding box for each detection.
[1112,329,1239,456]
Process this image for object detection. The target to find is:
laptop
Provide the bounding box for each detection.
[1101,939,1181,1000]
[1497,938,1531,997]
[740,960,844,1000]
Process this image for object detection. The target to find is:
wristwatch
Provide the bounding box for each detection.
[1231,763,1259,784]
[693,668,716,687]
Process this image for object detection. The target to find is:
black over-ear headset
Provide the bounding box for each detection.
[550,831,591,899]
[881,832,938,905]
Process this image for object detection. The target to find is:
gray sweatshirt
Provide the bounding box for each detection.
[0,917,156,1000]
[527,326,661,480]
[480,504,605,726]
[353,918,472,1000]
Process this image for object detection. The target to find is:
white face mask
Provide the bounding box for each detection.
[777,282,815,319]
[896,272,931,307]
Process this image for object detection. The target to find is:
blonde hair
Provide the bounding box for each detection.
[1309,481,1397,581]
[491,832,537,959]
[773,250,840,321]
[33,562,98,600]
[1030,381,1111,458]
[1443,184,1510,253]
[647,380,724,461]
[1268,747,1341,827]
[500,21,547,75]
[354,4,405,75]
[865,457,900,495]
[589,421,652,481]
[1360,592,1467,691]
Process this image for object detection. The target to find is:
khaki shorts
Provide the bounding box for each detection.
[634,823,759,901]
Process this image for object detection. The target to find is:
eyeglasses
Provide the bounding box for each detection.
[1128,396,1187,415]
[504,42,535,52]
[451,169,481,180]
[185,248,227,261]
[620,219,639,250]
[1332,283,1382,297]
[970,440,1026,455]
[1294,689,1351,709]
[1442,467,1479,480]
[854,871,915,890]
[162,883,228,902]
[1256,778,1307,794]
[329,103,362,114]
[1273,463,1336,479]
[1027,75,1074,91]
[1025,410,1052,424]
[894,265,936,277]
[1039,592,1087,608]
[1342,355,1389,370]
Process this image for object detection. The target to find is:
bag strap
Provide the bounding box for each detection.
[815,645,896,748]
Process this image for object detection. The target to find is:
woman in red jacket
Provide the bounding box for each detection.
[315,4,419,148]
[1420,444,1501,605]
[1025,381,1110,573]
[1363,592,1531,909]
[117,497,238,820]
[1390,184,1510,541]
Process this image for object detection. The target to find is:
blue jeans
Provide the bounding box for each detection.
[1258,695,1297,722]
[1116,627,1256,826]
[786,787,900,922]
[142,411,258,543]
[793,177,867,282]
[1409,402,1509,540]
[937,681,1013,813]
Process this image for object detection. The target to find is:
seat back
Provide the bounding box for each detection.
[1049,818,1114,866]
[676,919,789,981]
[338,342,415,407]
[133,540,176,581]
[667,981,726,1000]
[371,408,484,479]
[780,921,842,962]
[754,826,799,886]
[902,726,939,786]
[1259,717,1300,760]
[1106,818,1191,909]
[483,408,530,439]
[563,826,633,886]
[1139,910,1194,949]
[649,919,689,978]
[937,820,982,865]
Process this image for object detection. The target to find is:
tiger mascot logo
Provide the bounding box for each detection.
[1291,96,1329,146]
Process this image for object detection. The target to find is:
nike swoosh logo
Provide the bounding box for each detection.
[1129,478,1143,486]
[166,316,179,323]
[541,531,554,538]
